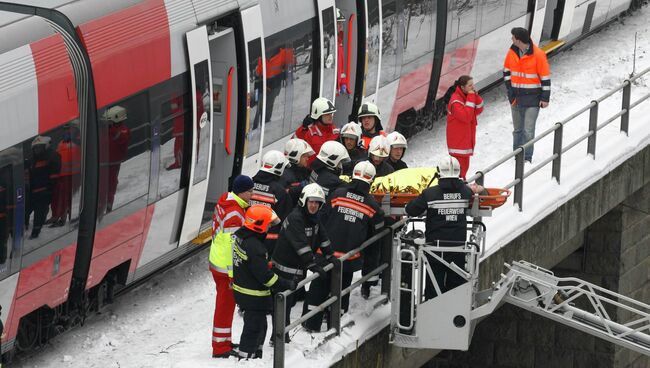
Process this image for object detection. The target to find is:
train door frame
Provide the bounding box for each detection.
[178,26,214,245]
[317,0,339,103]
[0,150,24,280]
[334,0,361,123]
[205,27,238,210]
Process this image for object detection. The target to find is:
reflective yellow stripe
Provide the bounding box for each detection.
[264,274,278,287]
[232,284,271,296]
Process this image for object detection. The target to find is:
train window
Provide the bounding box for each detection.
[403,0,435,65]
[192,60,211,185]
[0,147,18,276]
[365,0,381,97]
[152,75,191,199]
[247,38,264,157]
[507,0,529,23]
[380,0,400,88]
[23,124,80,252]
[97,93,151,216]
[456,0,478,39]
[263,17,317,146]
[479,0,507,35]
[321,7,337,100]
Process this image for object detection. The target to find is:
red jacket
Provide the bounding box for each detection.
[212,192,247,239]
[295,122,339,164]
[446,86,483,157]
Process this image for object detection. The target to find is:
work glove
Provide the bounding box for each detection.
[272,277,297,292]
[308,263,328,280]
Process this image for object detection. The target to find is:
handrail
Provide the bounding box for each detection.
[467,65,650,210]
[273,218,407,368]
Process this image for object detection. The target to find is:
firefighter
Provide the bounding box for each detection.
[357,102,385,149]
[295,97,340,164]
[101,106,131,214]
[309,141,350,198]
[209,175,254,358]
[446,75,483,179]
[339,122,367,175]
[366,135,394,178]
[27,136,61,238]
[282,138,315,204]
[336,8,349,96]
[271,183,332,341]
[51,126,81,226]
[166,95,185,170]
[302,161,385,332]
[404,156,476,299]
[386,131,409,172]
[233,205,296,360]
[251,150,292,256]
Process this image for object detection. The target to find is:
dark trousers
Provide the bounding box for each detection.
[424,251,466,300]
[271,267,304,340]
[302,271,353,331]
[239,309,268,355]
[361,244,380,289]
[30,193,51,236]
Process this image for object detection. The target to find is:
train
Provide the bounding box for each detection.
[0,0,643,360]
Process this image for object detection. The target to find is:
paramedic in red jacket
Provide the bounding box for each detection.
[446,75,483,180]
[295,97,340,165]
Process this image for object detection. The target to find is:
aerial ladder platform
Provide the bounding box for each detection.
[389,219,650,357]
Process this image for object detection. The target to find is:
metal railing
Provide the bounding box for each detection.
[468,66,650,211]
[272,218,407,368]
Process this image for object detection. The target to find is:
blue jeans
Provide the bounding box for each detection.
[511,106,540,162]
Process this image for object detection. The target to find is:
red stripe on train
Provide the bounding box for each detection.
[30,34,79,133]
[77,0,171,108]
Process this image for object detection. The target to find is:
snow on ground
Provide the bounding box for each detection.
[12,4,650,368]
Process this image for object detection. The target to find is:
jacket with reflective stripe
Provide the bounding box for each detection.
[446,86,484,157]
[56,141,81,177]
[209,192,248,277]
[503,43,551,107]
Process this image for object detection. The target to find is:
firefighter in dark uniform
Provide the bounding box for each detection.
[405,156,474,300]
[302,161,385,332]
[233,205,296,360]
[251,150,293,257]
[365,135,394,178]
[27,136,61,239]
[282,138,315,204]
[271,183,332,341]
[386,131,409,171]
[339,122,367,176]
[309,140,350,198]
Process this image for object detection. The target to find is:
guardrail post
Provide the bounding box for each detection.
[381,229,393,296]
[273,293,286,368]
[552,122,563,184]
[329,258,343,335]
[588,101,598,157]
[514,148,524,211]
[621,80,631,135]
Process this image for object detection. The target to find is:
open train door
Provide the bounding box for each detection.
[205,27,238,212]
[539,0,575,52]
[179,26,214,245]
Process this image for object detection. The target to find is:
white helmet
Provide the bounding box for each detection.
[316,141,350,170]
[357,101,381,123]
[336,8,345,22]
[310,97,337,120]
[298,183,326,207]
[31,135,52,149]
[368,135,390,158]
[437,156,461,179]
[340,122,362,143]
[387,131,407,149]
[260,150,289,176]
[284,138,315,165]
[102,105,127,123]
[352,161,376,184]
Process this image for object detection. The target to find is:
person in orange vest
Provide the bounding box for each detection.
[51,126,81,226]
[336,8,349,96]
[27,136,60,238]
[295,97,340,165]
[209,175,253,358]
[254,48,296,124]
[446,75,484,180]
[357,102,385,149]
[504,27,551,164]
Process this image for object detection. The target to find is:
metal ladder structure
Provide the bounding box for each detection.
[389,221,650,356]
